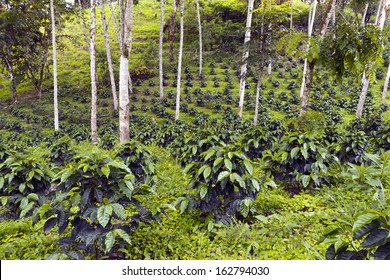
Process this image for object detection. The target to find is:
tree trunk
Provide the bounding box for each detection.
[119,0,133,143]
[78,0,90,46]
[300,0,317,98]
[6,61,17,104]
[175,0,185,121]
[362,3,369,25]
[108,0,122,50]
[50,0,58,130]
[299,0,335,115]
[238,0,255,118]
[290,0,293,29]
[90,0,98,144]
[382,64,390,103]
[196,0,203,76]
[168,0,178,63]
[357,0,387,116]
[254,12,265,125]
[100,0,118,110]
[300,60,315,116]
[267,59,272,76]
[159,0,164,99]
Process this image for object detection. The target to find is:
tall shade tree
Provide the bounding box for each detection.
[159,0,164,99]
[50,0,59,131]
[175,0,185,121]
[90,0,98,144]
[168,0,178,62]
[299,0,317,98]
[238,0,255,118]
[381,0,390,103]
[357,0,387,117]
[119,0,133,143]
[100,0,118,110]
[299,0,336,116]
[195,0,203,76]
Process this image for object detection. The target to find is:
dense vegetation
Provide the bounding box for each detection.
[1,0,390,260]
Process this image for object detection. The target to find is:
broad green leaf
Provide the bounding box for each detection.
[101,166,110,178]
[301,175,310,188]
[20,202,34,219]
[224,159,232,172]
[361,229,389,248]
[27,170,35,181]
[217,171,230,182]
[104,231,115,253]
[203,166,211,180]
[290,147,300,159]
[213,157,223,168]
[239,201,250,218]
[197,165,208,177]
[244,160,253,176]
[112,203,126,220]
[1,196,8,206]
[180,199,188,214]
[19,183,26,193]
[251,179,260,191]
[353,219,382,240]
[204,149,216,161]
[352,212,381,233]
[115,229,131,245]
[44,217,57,233]
[255,215,268,222]
[199,184,208,199]
[26,193,39,201]
[0,177,4,189]
[301,148,308,160]
[374,242,390,260]
[97,205,111,228]
[60,168,73,184]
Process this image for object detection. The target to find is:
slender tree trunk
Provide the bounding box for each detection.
[90,0,98,144]
[300,60,315,116]
[5,61,17,104]
[119,0,133,143]
[159,0,164,99]
[362,3,369,25]
[196,0,203,76]
[168,0,178,62]
[300,0,335,116]
[100,0,118,110]
[300,0,317,98]
[50,0,59,130]
[382,64,390,103]
[175,0,185,121]
[238,0,255,118]
[357,0,387,117]
[267,59,272,76]
[108,0,122,51]
[254,11,265,125]
[290,0,293,29]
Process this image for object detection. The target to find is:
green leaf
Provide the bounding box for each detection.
[255,215,268,222]
[1,196,8,206]
[217,171,230,182]
[213,157,223,168]
[244,160,253,176]
[374,242,390,260]
[251,179,260,191]
[301,175,310,188]
[112,203,126,220]
[199,184,208,199]
[361,229,389,248]
[353,219,382,240]
[301,148,308,159]
[19,183,26,193]
[352,212,381,233]
[44,217,57,233]
[101,166,110,178]
[104,231,115,253]
[180,199,188,214]
[290,147,300,159]
[60,168,73,184]
[20,202,34,219]
[97,205,112,228]
[115,229,131,245]
[224,159,232,172]
[203,166,211,180]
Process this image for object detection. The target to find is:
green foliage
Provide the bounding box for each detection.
[40,146,161,258]
[180,143,263,221]
[0,148,53,220]
[321,210,390,260]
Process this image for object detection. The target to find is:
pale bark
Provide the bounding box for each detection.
[50,0,59,130]
[100,0,118,110]
[77,0,90,46]
[196,0,203,76]
[159,0,164,99]
[382,64,390,103]
[90,0,98,144]
[238,0,255,118]
[290,0,293,29]
[168,0,178,62]
[357,0,387,116]
[300,0,317,98]
[267,59,272,76]
[119,0,133,143]
[362,3,369,25]
[300,0,335,116]
[108,0,122,52]
[175,0,185,121]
